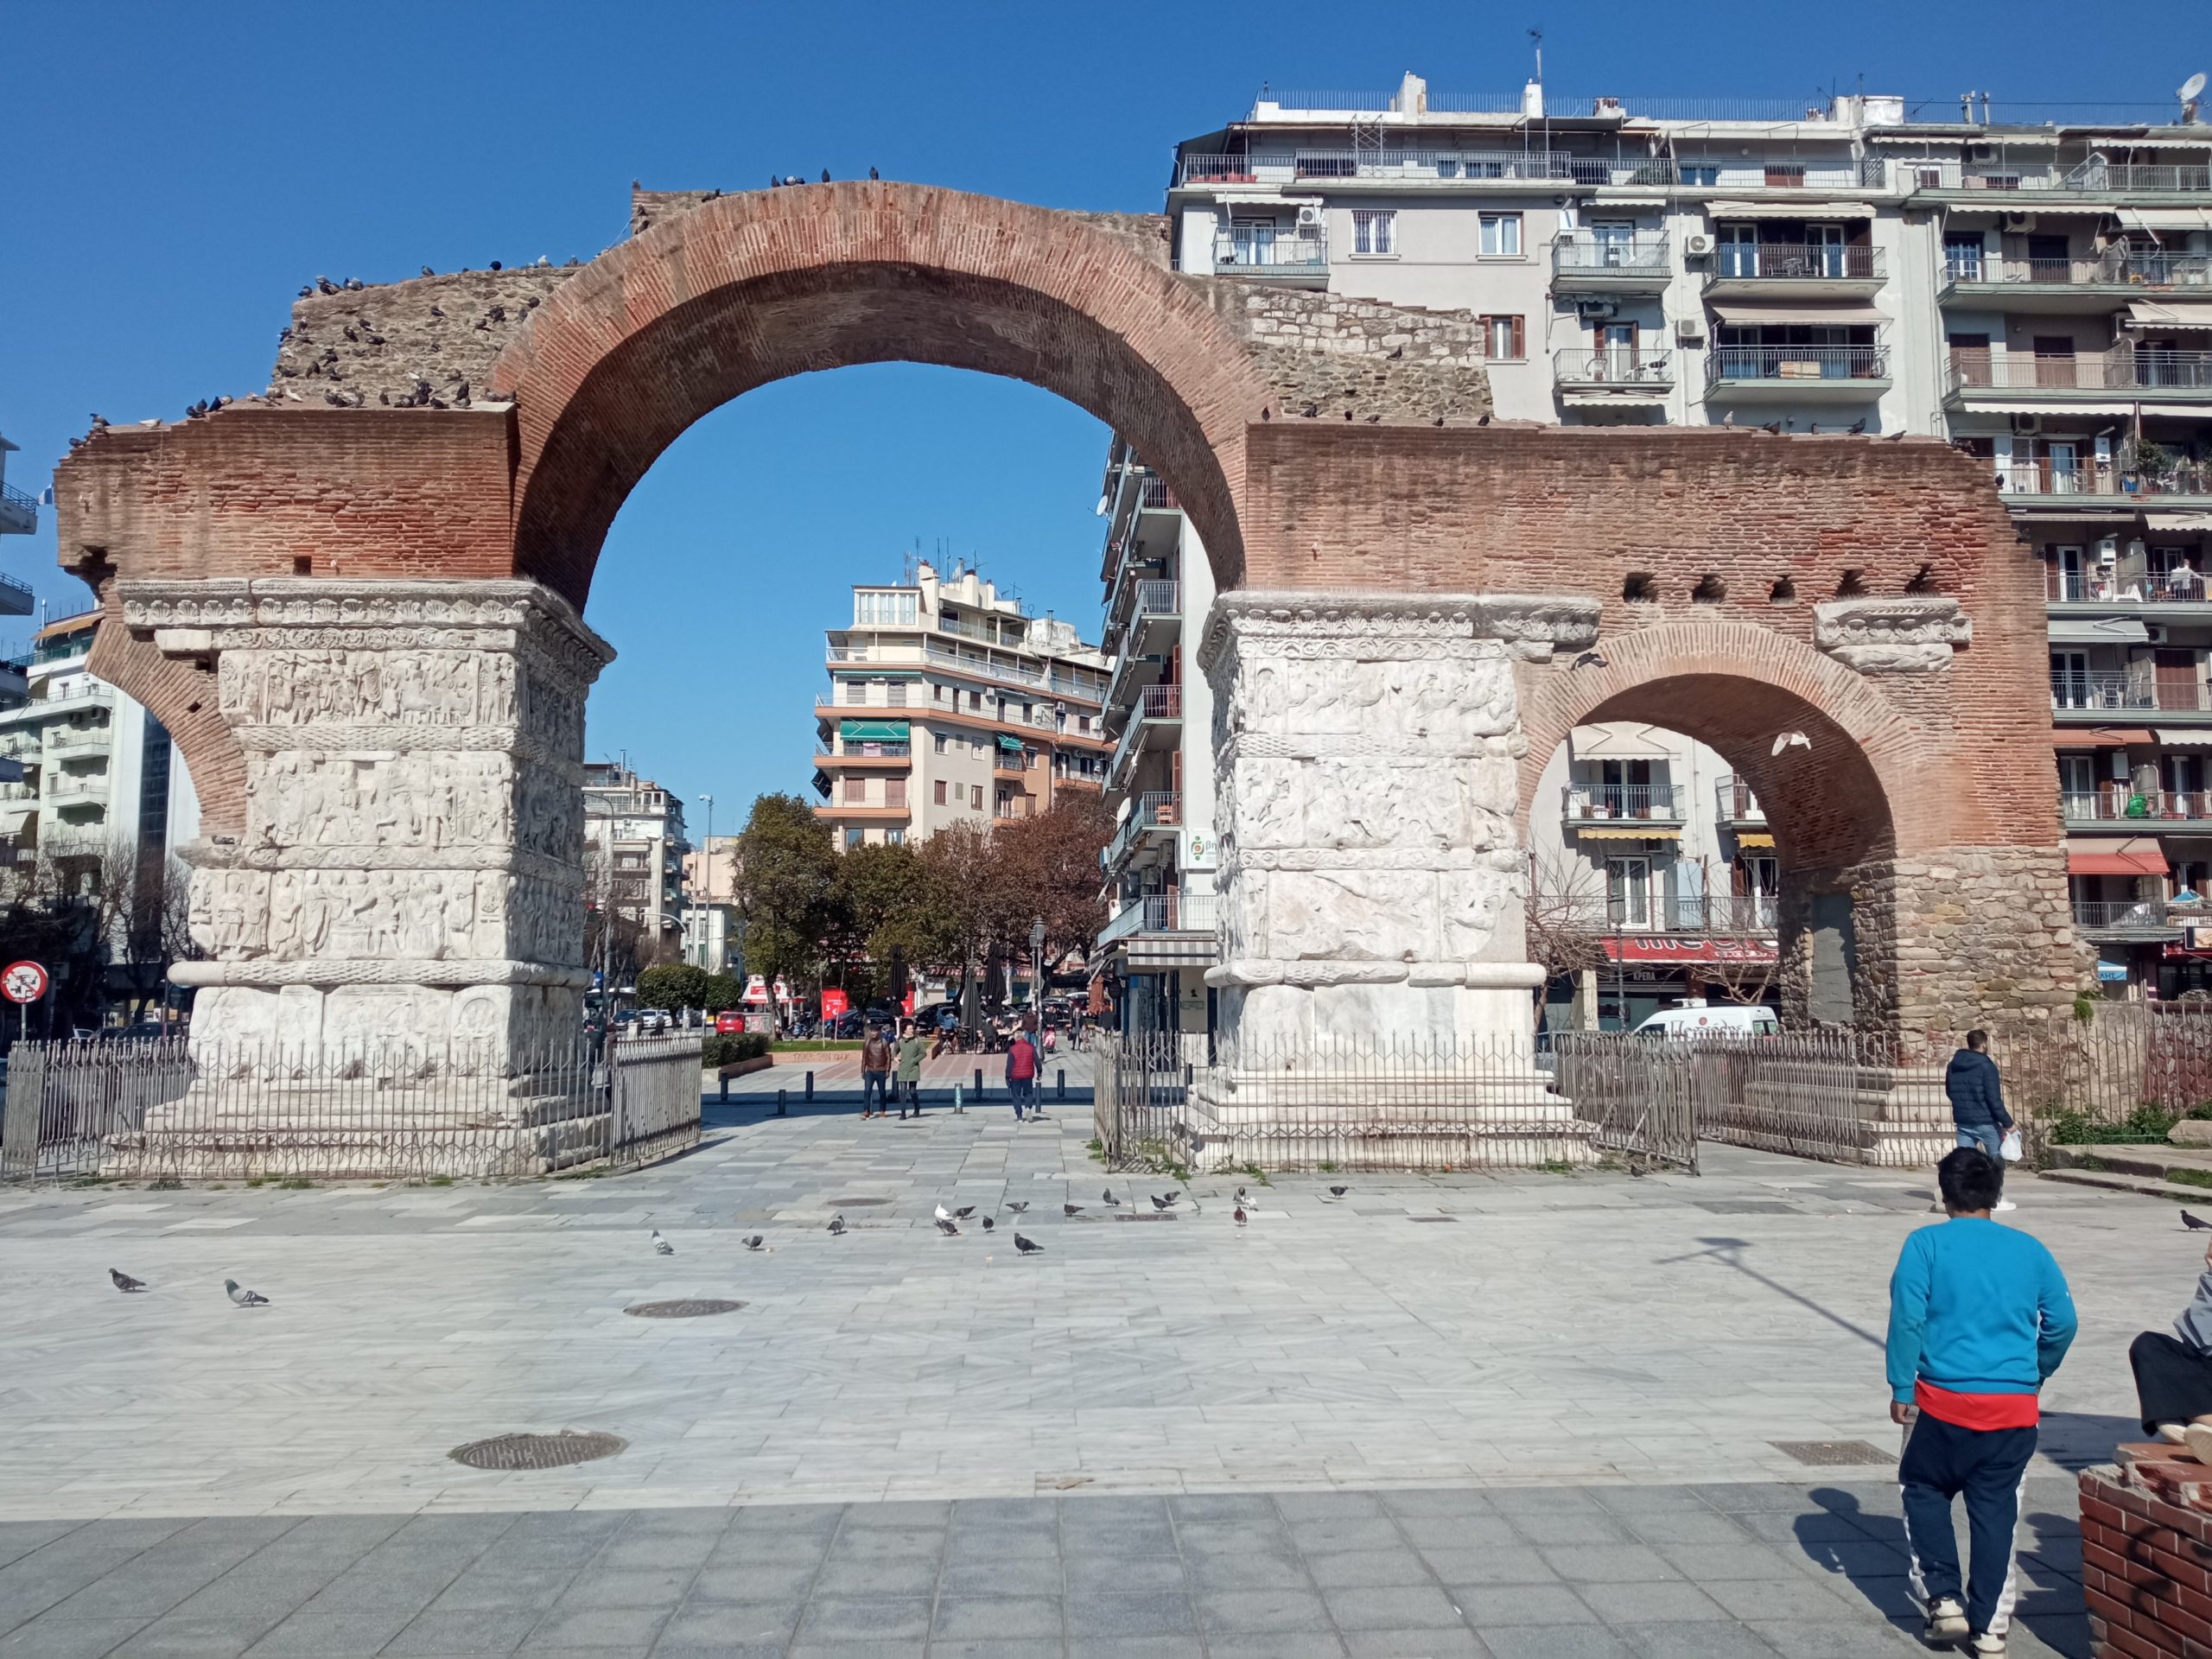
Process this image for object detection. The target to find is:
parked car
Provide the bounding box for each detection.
[715,1011,747,1035]
[1631,1003,1779,1039]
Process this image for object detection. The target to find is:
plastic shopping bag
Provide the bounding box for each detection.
[1999,1128,2024,1163]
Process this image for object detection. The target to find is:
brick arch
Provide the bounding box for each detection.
[490,183,1268,610]
[1516,621,1954,873]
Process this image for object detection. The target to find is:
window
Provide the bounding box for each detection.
[1351,209,1395,255]
[885,777,906,809]
[934,683,949,704]
[968,690,982,710]
[843,776,868,805]
[853,589,918,626]
[969,785,983,810]
[934,779,948,806]
[887,682,907,707]
[887,828,905,846]
[1478,212,1522,257]
[1942,232,1985,283]
[844,827,865,850]
[1480,315,1526,361]
[1680,164,1719,187]
[934,734,949,754]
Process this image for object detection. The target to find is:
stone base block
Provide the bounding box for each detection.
[1211,967,1546,1059]
[185,982,585,1074]
[1703,1062,1953,1166]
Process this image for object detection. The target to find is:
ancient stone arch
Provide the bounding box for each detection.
[48,180,2077,1070]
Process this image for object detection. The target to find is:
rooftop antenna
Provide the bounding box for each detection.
[2183,73,2207,125]
[1528,26,1541,86]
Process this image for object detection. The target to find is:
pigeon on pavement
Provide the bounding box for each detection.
[828,1215,847,1236]
[954,1206,976,1219]
[982,1217,995,1232]
[935,1203,953,1222]
[1234,1205,1247,1226]
[743,1236,765,1251]
[1151,1195,1174,1211]
[652,1230,675,1255]
[1235,1186,1249,1205]
[1103,1189,1119,1205]
[935,1217,960,1236]
[2186,1211,2212,1232]
[1327,1185,1350,1199]
[109,1269,146,1293]
[224,1279,270,1307]
[1007,1200,1028,1215]
[1015,1234,1044,1255]
[1064,1202,1083,1217]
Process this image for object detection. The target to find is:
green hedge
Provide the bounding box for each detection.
[702,1033,771,1068]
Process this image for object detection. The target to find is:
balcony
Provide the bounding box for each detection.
[1909,162,2212,200]
[0,484,35,540]
[815,746,911,772]
[1175,151,1883,192]
[1707,344,1891,401]
[1554,348,1674,403]
[1941,250,2212,312]
[2051,667,2211,716]
[2072,899,2183,939]
[1550,232,1671,295]
[45,767,108,804]
[1108,683,1184,787]
[1097,891,1219,947]
[1554,892,1780,935]
[43,724,113,754]
[2065,791,2212,828]
[1715,776,1767,828]
[1947,347,2212,404]
[1211,229,1327,286]
[1704,243,1885,300]
[1104,791,1182,871]
[2009,460,2212,512]
[1562,783,1688,827]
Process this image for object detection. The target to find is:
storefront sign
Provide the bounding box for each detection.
[1599,937,1776,964]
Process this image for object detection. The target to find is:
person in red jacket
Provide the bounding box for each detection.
[1004,1026,1040,1122]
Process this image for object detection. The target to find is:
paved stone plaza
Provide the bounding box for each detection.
[0,1061,2189,1655]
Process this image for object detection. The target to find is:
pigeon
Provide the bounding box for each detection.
[421,264,435,277]
[869,166,880,180]
[2185,1211,2212,1232]
[1151,1195,1173,1211]
[1328,1185,1349,1199]
[820,168,831,183]
[1015,1234,1044,1255]
[828,1215,847,1236]
[1103,1188,1120,1206]
[954,1205,976,1219]
[935,1217,960,1236]
[1064,1203,1083,1217]
[1770,731,1812,757]
[982,1217,995,1232]
[1572,651,1608,670]
[109,1268,146,1293]
[935,1203,953,1222]
[224,1279,270,1307]
[1007,1201,1028,1215]
[1234,1205,1247,1226]
[743,1236,765,1251]
[652,1230,674,1255]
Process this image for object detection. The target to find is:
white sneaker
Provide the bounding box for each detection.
[2184,1422,2212,1465]
[1923,1596,1968,1643]
[1993,1198,2018,1212]
[1969,1631,2005,1656]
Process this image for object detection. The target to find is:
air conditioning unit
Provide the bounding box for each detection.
[2147,625,2171,644]
[1295,204,1323,227]
[1683,232,1715,257]
[1674,316,1706,344]
[1576,299,1618,320]
[2010,412,2042,435]
[2098,537,2119,563]
[2002,212,2035,232]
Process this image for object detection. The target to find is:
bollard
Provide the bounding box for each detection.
[804,1071,815,1103]
[953,1084,963,1115]
[1057,1068,1065,1102]
[719,1075,729,1103]
[776,1088,787,1117]
[973,1066,983,1101]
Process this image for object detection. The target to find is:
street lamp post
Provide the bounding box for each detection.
[694,793,715,969]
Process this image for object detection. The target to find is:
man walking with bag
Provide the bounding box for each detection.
[1888,1147,2077,1657]
[1944,1029,2018,1212]
[1005,1024,1040,1122]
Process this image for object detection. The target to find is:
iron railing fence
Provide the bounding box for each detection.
[1709,344,1891,385]
[1552,232,1672,272]
[2063,789,2212,823]
[1999,1007,2212,1154]
[1562,782,1688,821]
[1949,347,2212,393]
[2070,899,2177,932]
[0,1033,703,1185]
[1554,348,1675,385]
[1711,244,1883,282]
[1213,231,1326,273]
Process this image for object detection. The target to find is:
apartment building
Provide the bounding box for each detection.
[681,834,743,974]
[1169,73,2212,1002]
[813,562,1110,849]
[0,611,201,873]
[0,434,41,794]
[1090,444,1220,1042]
[582,763,689,949]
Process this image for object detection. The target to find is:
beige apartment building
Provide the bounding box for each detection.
[814,562,1110,849]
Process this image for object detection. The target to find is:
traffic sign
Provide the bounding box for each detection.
[2,961,48,1005]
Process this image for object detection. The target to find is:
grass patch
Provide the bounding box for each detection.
[427,1174,454,1187]
[772,1039,863,1052]
[149,1178,181,1190]
[2045,1104,2192,1146]
[245,1178,266,1189]
[2070,1154,2108,1172]
[2167,1166,2212,1191]
[1317,1160,1339,1174]
[1535,1160,1578,1176]
[550,1166,609,1180]
[1236,1162,1272,1186]
[1133,1140,1192,1185]
[276,1177,314,1190]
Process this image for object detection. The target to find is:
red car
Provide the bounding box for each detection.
[715,1011,747,1034]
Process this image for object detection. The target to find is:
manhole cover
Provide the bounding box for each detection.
[1695,1201,1802,1216]
[830,1198,893,1207]
[449,1430,627,1471]
[624,1299,747,1319]
[1770,1440,1893,1467]
[1115,1212,1178,1222]
[1408,1216,1459,1224]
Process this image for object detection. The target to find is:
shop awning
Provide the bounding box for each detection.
[1707,299,1889,327]
[1735,831,1777,849]
[839,719,910,741]
[1973,401,2144,418]
[2146,512,2212,531]
[2126,300,2212,333]
[2121,208,2212,234]
[2067,839,2169,876]
[2158,728,2212,747]
[2053,728,2152,747]
[1707,200,1875,219]
[1601,937,1777,964]
[2050,617,2152,645]
[1575,824,1681,840]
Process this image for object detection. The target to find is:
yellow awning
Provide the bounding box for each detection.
[1737,831,1777,848]
[1575,824,1682,840]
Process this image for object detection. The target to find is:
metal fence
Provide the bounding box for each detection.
[0,1033,704,1185]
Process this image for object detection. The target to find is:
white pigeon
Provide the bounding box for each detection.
[1770,731,1812,756]
[652,1230,674,1256]
[224,1279,270,1307]
[934,1203,952,1223]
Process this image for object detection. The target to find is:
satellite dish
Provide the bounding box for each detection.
[2182,72,2207,102]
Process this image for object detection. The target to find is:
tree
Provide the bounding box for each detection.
[636,962,710,1011]
[1523,848,1612,987]
[912,820,1015,1013]
[95,840,195,1023]
[990,797,1113,982]
[702,972,742,1013]
[730,793,840,991]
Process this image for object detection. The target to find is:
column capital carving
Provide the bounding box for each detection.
[1812,596,1971,673]
[1198,589,1599,671]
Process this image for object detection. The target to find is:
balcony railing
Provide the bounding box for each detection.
[1708,344,1890,386]
[1553,893,1780,934]
[2065,791,2212,823]
[1715,777,1766,823]
[2072,899,2181,933]
[2010,461,2212,503]
[1138,476,1176,511]
[1177,152,1885,190]
[2048,566,2212,603]
[46,769,108,802]
[1710,244,1882,282]
[1948,347,2212,394]
[1133,580,1180,619]
[1135,684,1183,721]
[1098,891,1220,945]
[1212,230,1326,276]
[1551,232,1670,274]
[1562,783,1688,822]
[829,742,911,760]
[2051,668,2210,712]
[1554,348,1674,387]
[1916,162,2212,195]
[1946,250,2212,289]
[1104,791,1183,868]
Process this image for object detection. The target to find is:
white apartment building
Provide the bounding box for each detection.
[1091,443,1220,1042]
[1167,73,2212,1007]
[814,561,1110,849]
[681,834,742,975]
[582,763,689,949]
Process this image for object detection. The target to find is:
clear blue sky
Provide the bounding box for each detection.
[2,1,2193,826]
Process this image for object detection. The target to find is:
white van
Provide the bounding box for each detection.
[1631,1001,1779,1039]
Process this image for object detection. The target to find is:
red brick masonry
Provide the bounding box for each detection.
[2082,1465,2212,1656]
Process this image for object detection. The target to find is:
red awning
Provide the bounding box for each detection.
[1601,937,1777,964]
[2053,728,2153,748]
[2068,849,2170,876]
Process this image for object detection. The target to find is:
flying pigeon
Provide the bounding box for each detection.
[2186,1211,2212,1232]
[1064,1203,1083,1217]
[1771,731,1812,757]
[743,1236,765,1251]
[224,1279,270,1307]
[109,1269,146,1293]
[1014,1234,1044,1255]
[828,1215,847,1236]
[652,1230,674,1255]
[935,1217,960,1236]
[982,1217,995,1232]
[1007,1200,1028,1215]
[1327,1185,1349,1199]
[954,1206,976,1219]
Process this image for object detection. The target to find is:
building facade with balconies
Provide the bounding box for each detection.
[814,562,1109,851]
[582,763,690,950]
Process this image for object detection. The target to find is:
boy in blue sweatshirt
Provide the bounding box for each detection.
[1887,1147,2076,1656]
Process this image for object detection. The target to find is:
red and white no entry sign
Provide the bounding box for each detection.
[2,960,48,1004]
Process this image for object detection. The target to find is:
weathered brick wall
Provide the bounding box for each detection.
[269,268,575,409]
[2081,1465,2212,1656]
[1205,287,1496,424]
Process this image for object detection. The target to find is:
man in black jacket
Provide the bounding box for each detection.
[1944,1030,2017,1214]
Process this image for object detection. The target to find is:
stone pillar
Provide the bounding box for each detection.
[1196,590,1599,1052]
[118,579,610,1070]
